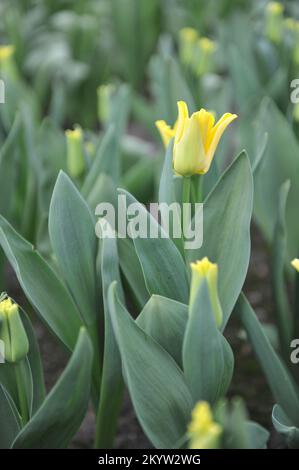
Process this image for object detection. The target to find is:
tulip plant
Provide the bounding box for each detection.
[0,94,270,449]
[0,294,93,449]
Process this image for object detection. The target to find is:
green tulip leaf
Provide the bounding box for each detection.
[236,294,299,427]
[12,328,93,449]
[108,282,193,449]
[0,385,20,449]
[95,233,125,448]
[49,171,98,325]
[0,215,82,351]
[118,189,189,303]
[137,295,187,367]
[187,151,253,328]
[272,404,299,449]
[183,280,234,404]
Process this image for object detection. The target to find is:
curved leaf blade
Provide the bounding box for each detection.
[109,282,193,449]
[13,328,93,449]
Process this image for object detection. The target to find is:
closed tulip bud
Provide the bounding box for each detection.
[190,257,223,328]
[293,103,299,123]
[0,298,29,363]
[179,27,198,66]
[97,84,115,125]
[194,37,217,76]
[188,401,222,449]
[285,18,297,33]
[291,258,299,272]
[0,45,17,79]
[171,101,237,176]
[65,126,85,178]
[265,2,284,44]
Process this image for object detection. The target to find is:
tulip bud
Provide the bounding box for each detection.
[190,257,223,328]
[265,2,284,44]
[291,258,299,272]
[293,103,299,123]
[0,298,29,363]
[188,401,222,449]
[194,37,217,76]
[179,28,198,66]
[172,101,237,176]
[65,126,85,178]
[0,45,18,79]
[285,18,297,33]
[97,84,115,125]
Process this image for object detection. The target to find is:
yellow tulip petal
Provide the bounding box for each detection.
[197,109,215,152]
[155,120,175,147]
[291,258,299,272]
[175,101,189,145]
[206,113,237,166]
[174,111,206,176]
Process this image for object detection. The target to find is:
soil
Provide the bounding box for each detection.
[3,224,286,449]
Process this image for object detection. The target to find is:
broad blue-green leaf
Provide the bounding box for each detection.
[236,294,299,427]
[0,215,82,351]
[272,404,299,449]
[108,282,193,449]
[95,234,125,448]
[158,142,184,254]
[187,151,253,328]
[0,385,20,449]
[254,99,299,259]
[227,45,262,115]
[247,421,269,449]
[183,281,234,404]
[118,237,150,309]
[87,173,117,213]
[271,180,293,355]
[137,295,187,367]
[13,328,93,449]
[0,304,44,416]
[118,189,189,303]
[49,171,98,325]
[149,48,195,124]
[21,310,45,413]
[0,114,21,218]
[82,126,119,198]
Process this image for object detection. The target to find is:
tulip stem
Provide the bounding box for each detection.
[14,361,29,426]
[182,176,191,205]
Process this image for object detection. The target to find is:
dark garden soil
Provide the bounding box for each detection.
[4,224,286,449]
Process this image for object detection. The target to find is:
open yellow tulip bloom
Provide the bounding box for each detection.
[156,101,237,177]
[174,101,237,176]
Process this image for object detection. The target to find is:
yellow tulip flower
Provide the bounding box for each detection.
[173,101,237,176]
[291,258,299,272]
[65,126,85,178]
[0,45,14,62]
[188,401,222,449]
[190,257,223,328]
[156,102,237,176]
[0,297,29,363]
[155,119,177,148]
